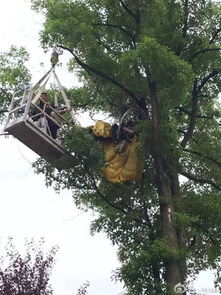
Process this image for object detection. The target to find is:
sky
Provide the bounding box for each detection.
[0,1,219,295]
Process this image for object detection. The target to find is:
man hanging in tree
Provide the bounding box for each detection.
[88,117,143,183]
[11,0,221,294]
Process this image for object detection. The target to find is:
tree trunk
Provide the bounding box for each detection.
[149,82,185,294]
[170,172,187,283]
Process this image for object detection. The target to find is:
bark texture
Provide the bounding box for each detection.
[149,82,185,294]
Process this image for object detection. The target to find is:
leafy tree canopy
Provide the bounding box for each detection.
[0,46,31,121]
[30,0,221,294]
[0,238,58,295]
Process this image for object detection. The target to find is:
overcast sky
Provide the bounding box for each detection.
[0,1,218,295]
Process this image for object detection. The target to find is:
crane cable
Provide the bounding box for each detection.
[30,49,76,124]
[31,70,53,104]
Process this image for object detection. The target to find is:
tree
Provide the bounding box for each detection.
[0,46,31,121]
[30,0,221,294]
[0,238,58,295]
[75,281,90,295]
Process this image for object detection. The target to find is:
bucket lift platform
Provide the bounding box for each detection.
[5,117,67,161]
[4,64,76,170]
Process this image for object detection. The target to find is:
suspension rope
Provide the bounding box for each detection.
[31,71,53,104]
[32,67,53,92]
[52,69,76,124]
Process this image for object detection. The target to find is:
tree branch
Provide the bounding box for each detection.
[58,45,141,106]
[180,170,221,191]
[176,107,213,120]
[0,109,8,114]
[87,170,127,214]
[183,148,221,168]
[95,86,119,108]
[209,28,221,44]
[93,23,135,44]
[0,87,11,99]
[86,165,150,227]
[96,37,112,52]
[181,79,198,148]
[196,69,220,94]
[182,0,189,38]
[191,222,217,245]
[181,70,220,148]
[189,48,221,62]
[118,0,138,21]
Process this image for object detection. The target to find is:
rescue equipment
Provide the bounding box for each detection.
[3,49,75,170]
[3,48,146,181]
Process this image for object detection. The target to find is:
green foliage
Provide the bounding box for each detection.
[0,46,31,121]
[122,37,194,105]
[64,126,105,177]
[31,0,221,294]
[34,126,104,195]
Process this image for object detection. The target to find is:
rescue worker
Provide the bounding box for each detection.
[32,92,71,139]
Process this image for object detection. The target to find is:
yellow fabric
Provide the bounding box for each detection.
[91,121,112,138]
[91,121,142,183]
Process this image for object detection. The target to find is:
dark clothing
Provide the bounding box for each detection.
[32,100,60,139]
[32,100,52,121]
[110,123,135,144]
[47,119,59,139]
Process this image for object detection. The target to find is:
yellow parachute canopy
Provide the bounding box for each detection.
[90,121,143,183]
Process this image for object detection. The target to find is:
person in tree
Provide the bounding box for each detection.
[32,92,71,139]
[89,120,143,183]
